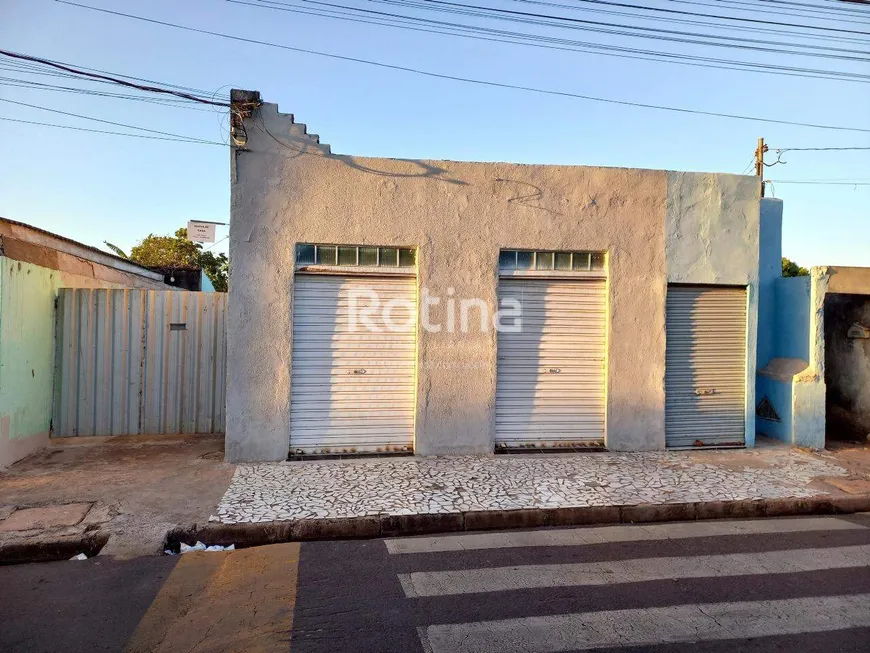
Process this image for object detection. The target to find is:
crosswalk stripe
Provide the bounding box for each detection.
[385,516,864,554]
[398,543,870,597]
[418,593,870,653]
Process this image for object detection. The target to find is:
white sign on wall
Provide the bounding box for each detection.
[187,220,217,243]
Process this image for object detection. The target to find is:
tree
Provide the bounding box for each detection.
[105,228,228,291]
[782,257,809,278]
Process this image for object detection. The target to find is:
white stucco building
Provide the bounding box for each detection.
[225,90,761,463]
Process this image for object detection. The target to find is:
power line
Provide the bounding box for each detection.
[0,116,225,145]
[406,0,870,40]
[0,76,216,112]
[0,49,232,107]
[56,1,870,133]
[769,179,870,185]
[229,0,870,82]
[0,97,221,143]
[261,0,870,59]
[772,146,870,151]
[583,0,870,28]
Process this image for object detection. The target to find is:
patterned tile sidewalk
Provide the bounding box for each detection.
[210,448,849,524]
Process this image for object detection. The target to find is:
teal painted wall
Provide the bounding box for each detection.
[0,259,58,467]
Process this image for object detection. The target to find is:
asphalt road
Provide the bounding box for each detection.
[2,514,870,652]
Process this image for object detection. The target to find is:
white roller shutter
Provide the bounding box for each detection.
[665,285,747,448]
[290,274,417,454]
[495,278,607,448]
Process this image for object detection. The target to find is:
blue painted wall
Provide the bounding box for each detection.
[774,276,811,362]
[757,199,783,370]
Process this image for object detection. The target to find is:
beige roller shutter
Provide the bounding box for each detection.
[665,285,747,448]
[290,274,417,454]
[495,278,607,448]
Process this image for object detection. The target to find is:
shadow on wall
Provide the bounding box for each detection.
[824,293,870,442]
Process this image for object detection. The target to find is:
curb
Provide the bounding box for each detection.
[165,493,870,551]
[0,531,110,565]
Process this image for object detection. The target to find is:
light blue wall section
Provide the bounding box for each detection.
[200,270,216,292]
[756,375,793,443]
[774,276,811,362]
[756,199,782,369]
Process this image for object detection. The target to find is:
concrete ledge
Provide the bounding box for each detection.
[0,531,109,565]
[165,493,870,552]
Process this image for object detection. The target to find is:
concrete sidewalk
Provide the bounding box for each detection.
[2,434,870,561]
[0,434,232,560]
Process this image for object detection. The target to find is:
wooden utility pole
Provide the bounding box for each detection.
[755,137,768,197]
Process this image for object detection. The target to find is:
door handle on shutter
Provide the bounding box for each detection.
[547,368,561,374]
[349,369,367,375]
[694,388,716,396]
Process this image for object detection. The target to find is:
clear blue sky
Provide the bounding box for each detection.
[1,0,868,265]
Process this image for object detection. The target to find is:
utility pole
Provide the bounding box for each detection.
[755,137,768,197]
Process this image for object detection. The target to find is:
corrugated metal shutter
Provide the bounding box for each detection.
[665,285,747,448]
[290,274,417,454]
[495,278,607,448]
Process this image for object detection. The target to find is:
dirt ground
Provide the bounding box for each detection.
[0,434,234,559]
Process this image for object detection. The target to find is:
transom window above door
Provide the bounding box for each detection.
[499,249,606,272]
[296,243,416,268]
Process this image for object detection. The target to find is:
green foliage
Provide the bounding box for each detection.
[109,228,229,291]
[103,242,129,259]
[782,257,809,278]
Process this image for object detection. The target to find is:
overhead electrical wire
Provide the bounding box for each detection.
[0,97,222,144]
[588,0,870,27]
[265,0,870,58]
[231,0,870,82]
[772,146,870,151]
[0,76,216,112]
[53,1,870,133]
[0,48,232,106]
[0,116,225,145]
[768,180,870,185]
[505,0,870,43]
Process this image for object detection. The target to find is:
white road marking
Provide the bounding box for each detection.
[419,593,870,653]
[399,544,870,597]
[385,516,863,554]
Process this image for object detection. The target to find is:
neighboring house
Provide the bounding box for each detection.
[756,202,870,450]
[0,218,170,468]
[225,90,761,463]
[148,265,213,291]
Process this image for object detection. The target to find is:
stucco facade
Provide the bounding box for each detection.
[0,219,168,468]
[226,94,760,462]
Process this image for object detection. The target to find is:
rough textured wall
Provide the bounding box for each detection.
[665,170,761,447]
[0,258,162,469]
[228,102,673,461]
[824,293,870,441]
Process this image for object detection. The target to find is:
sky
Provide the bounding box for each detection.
[0,0,868,265]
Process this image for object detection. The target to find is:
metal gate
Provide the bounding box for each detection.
[53,288,227,436]
[665,285,747,448]
[290,274,417,455]
[495,278,607,448]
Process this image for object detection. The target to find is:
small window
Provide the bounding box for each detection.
[379,247,398,267]
[359,247,378,266]
[315,245,337,265]
[399,248,416,267]
[500,249,605,273]
[297,243,417,269]
[499,250,517,270]
[572,252,591,271]
[338,246,357,266]
[296,243,315,265]
[516,251,533,270]
[536,251,554,270]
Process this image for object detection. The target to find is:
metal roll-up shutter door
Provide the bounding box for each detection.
[495,278,607,448]
[665,285,747,448]
[290,274,417,454]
